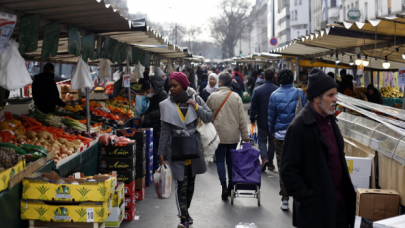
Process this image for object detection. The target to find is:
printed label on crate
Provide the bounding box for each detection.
[53,207,71,221]
[54,185,73,199]
[87,208,95,222]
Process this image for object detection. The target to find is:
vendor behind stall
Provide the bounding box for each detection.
[366,84,383,105]
[32,63,66,113]
[142,73,168,171]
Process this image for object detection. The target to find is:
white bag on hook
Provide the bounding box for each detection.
[98,59,111,79]
[70,57,93,89]
[0,39,32,91]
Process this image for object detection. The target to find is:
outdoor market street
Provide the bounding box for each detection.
[122,104,293,228]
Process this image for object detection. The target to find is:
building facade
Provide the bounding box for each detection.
[272,0,291,47]
[290,0,310,40]
[339,0,404,22]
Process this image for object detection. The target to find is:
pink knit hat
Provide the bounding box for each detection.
[170,72,190,90]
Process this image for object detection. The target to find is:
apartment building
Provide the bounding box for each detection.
[273,0,291,47]
[340,0,404,22]
[290,0,310,40]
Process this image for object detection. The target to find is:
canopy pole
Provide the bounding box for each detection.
[295,57,300,88]
[403,86,405,110]
[126,55,131,111]
[334,62,338,81]
[86,88,90,133]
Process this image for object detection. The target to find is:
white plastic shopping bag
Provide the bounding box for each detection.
[70,57,93,89]
[153,164,172,199]
[197,119,220,162]
[0,39,32,91]
[98,59,111,78]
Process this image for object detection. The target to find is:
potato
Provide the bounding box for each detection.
[67,147,74,153]
[15,134,27,139]
[32,137,38,142]
[52,143,60,149]
[58,138,67,144]
[38,138,45,144]
[72,140,82,145]
[26,130,37,139]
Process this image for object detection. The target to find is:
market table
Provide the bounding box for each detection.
[382,97,403,107]
[0,160,55,228]
[55,142,99,177]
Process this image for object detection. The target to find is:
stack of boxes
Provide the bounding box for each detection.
[345,156,372,191]
[144,129,154,187]
[98,136,137,221]
[134,129,146,201]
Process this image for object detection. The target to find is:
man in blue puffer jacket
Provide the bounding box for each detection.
[250,68,278,172]
[268,69,307,211]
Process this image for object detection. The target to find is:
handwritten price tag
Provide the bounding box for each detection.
[87,208,94,222]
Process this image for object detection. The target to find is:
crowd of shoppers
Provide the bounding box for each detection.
[134,63,356,228]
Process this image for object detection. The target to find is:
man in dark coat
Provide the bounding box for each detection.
[247,71,258,94]
[199,73,208,94]
[142,74,168,171]
[254,72,265,89]
[187,68,197,90]
[250,68,278,172]
[281,68,356,228]
[32,63,66,113]
[366,84,383,105]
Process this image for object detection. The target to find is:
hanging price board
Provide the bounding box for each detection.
[123,74,131,87]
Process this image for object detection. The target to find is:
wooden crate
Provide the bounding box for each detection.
[29,220,105,228]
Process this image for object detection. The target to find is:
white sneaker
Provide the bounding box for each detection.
[280,200,289,211]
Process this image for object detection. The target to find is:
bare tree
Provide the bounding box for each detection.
[210,0,251,58]
[182,26,202,52]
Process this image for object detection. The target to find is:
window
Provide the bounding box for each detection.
[299,0,302,5]
[295,10,298,20]
[297,31,300,38]
[331,0,336,7]
[355,1,358,8]
[295,0,297,5]
[365,2,368,20]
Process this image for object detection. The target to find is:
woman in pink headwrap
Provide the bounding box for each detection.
[158,72,213,228]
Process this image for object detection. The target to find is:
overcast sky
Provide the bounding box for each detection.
[127,0,256,41]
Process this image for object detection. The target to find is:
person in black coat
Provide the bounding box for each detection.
[281,68,356,228]
[32,63,66,113]
[199,73,208,94]
[142,74,168,171]
[187,68,197,90]
[366,84,383,105]
[247,71,258,94]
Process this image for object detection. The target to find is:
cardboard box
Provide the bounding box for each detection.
[99,142,136,157]
[124,181,135,196]
[22,171,115,202]
[350,175,370,191]
[136,163,146,178]
[373,215,405,228]
[112,182,125,207]
[99,156,136,170]
[345,156,372,176]
[105,203,125,227]
[132,119,141,129]
[135,176,145,189]
[20,196,113,222]
[98,169,135,184]
[0,157,25,192]
[344,137,376,189]
[124,194,136,208]
[135,187,145,201]
[136,146,145,161]
[124,205,136,221]
[356,189,400,221]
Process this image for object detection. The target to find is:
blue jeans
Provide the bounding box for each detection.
[215,143,238,184]
[258,127,274,164]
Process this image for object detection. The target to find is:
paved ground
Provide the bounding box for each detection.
[121,103,294,228]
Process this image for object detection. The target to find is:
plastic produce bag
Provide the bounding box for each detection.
[197,119,220,163]
[249,124,258,149]
[70,57,93,89]
[235,223,257,228]
[98,59,111,78]
[134,95,150,118]
[0,39,32,91]
[153,164,172,199]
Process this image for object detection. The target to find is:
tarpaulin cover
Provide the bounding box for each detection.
[230,147,261,185]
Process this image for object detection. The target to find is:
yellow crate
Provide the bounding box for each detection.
[0,157,25,192]
[112,182,124,207]
[21,195,113,223]
[22,171,116,202]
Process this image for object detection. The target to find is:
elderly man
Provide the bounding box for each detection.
[206,71,249,200]
[281,68,356,228]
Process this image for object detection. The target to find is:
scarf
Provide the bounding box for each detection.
[205,73,218,94]
[172,92,191,117]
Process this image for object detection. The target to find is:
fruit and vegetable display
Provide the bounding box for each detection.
[105,83,114,95]
[380,86,404,98]
[0,147,20,169]
[99,134,134,147]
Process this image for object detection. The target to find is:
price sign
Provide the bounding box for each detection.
[87,208,94,222]
[123,74,130,88]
